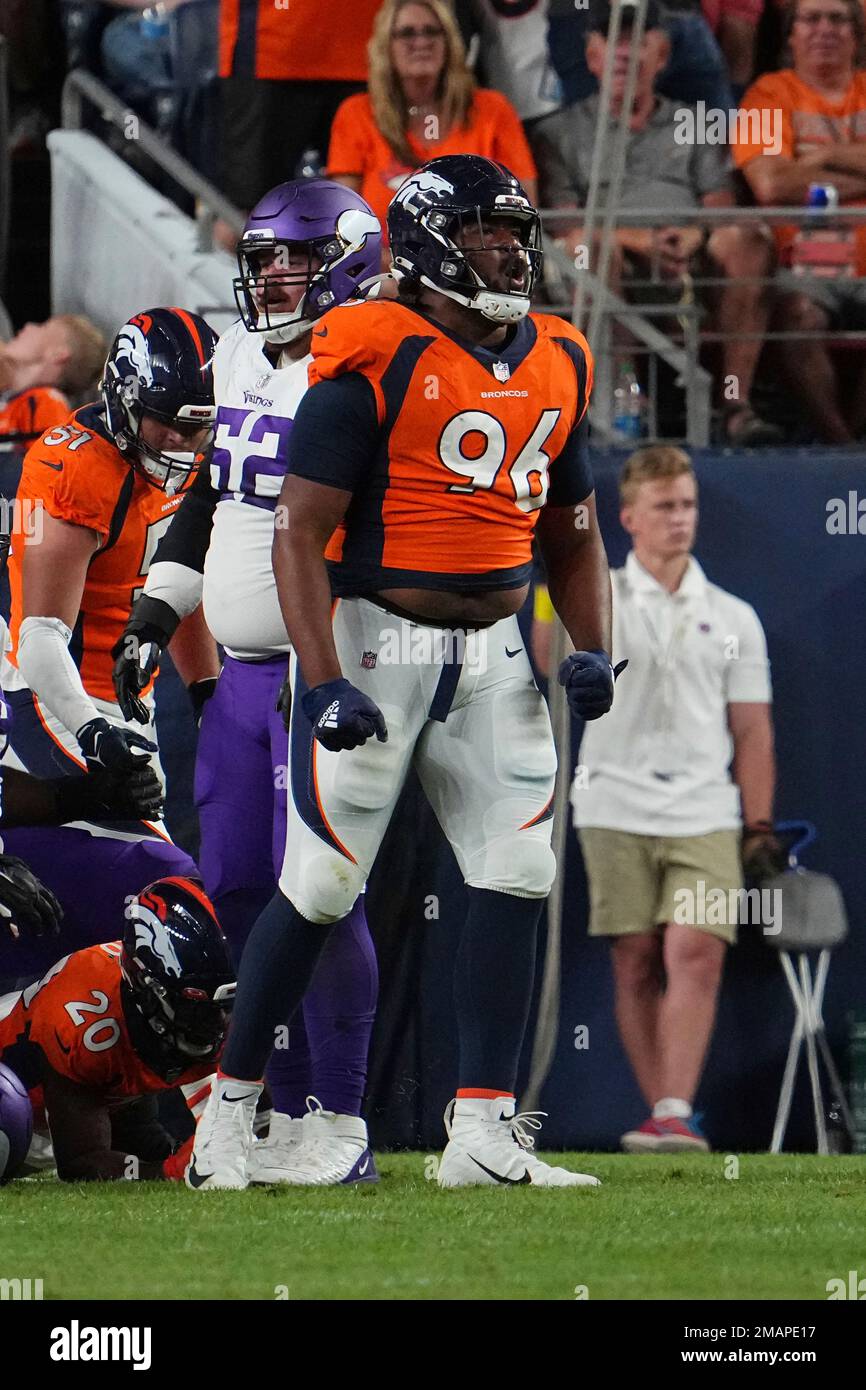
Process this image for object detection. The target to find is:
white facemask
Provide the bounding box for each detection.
[141,450,197,495]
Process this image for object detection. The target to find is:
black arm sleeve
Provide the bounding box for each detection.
[547,412,595,507]
[548,334,595,506]
[286,372,381,491]
[150,453,219,575]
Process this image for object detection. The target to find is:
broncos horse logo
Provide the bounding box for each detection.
[128,899,183,979]
[392,169,456,216]
[115,320,155,390]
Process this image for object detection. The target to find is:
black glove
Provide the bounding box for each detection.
[76,717,158,774]
[188,677,218,728]
[558,650,628,721]
[742,821,787,888]
[51,763,165,823]
[112,596,180,724]
[0,854,63,941]
[275,666,291,731]
[301,677,387,752]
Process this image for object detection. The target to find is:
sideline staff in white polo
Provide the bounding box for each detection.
[536,444,778,1152]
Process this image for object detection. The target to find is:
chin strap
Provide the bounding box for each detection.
[417,272,530,325]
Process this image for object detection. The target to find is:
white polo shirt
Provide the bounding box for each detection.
[572,552,772,837]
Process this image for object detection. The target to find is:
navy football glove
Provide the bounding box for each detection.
[302,678,388,752]
[558,650,628,721]
[77,717,158,773]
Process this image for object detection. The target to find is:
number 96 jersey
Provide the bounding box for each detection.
[291,299,595,595]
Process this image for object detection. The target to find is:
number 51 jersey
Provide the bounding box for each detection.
[204,319,310,657]
[289,299,596,595]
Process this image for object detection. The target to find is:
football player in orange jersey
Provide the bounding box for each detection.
[0,877,236,1182]
[192,156,623,1191]
[0,308,221,979]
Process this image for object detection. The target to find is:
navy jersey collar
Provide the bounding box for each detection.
[406,304,538,378]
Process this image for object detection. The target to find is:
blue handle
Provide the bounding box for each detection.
[774,819,817,862]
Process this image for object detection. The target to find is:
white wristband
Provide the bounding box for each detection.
[17,615,101,740]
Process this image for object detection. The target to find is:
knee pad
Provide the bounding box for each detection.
[281,849,366,925]
[468,832,557,900]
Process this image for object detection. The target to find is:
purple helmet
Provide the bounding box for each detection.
[233,179,382,345]
[0,1062,33,1184]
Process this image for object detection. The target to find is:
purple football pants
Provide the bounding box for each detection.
[193,655,378,1117]
[0,825,197,980]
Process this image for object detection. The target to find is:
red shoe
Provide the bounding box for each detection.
[621,1115,709,1154]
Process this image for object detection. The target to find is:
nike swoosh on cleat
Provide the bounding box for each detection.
[358,1156,369,1176]
[505,648,522,658]
[186,1160,213,1189]
[314,327,328,337]
[223,1091,258,1103]
[469,1156,532,1185]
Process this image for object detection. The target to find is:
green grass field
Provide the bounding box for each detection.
[2,1154,865,1301]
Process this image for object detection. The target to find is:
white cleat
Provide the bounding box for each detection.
[437,1096,601,1189]
[247,1112,305,1184]
[185,1077,262,1191]
[249,1096,379,1186]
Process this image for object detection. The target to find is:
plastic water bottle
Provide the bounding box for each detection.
[141,5,170,41]
[297,149,324,180]
[791,183,856,280]
[613,360,645,439]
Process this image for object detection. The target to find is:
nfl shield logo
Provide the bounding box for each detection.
[493,361,511,383]
[360,651,378,670]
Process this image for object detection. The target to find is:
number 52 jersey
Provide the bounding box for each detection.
[202,319,310,657]
[286,298,596,595]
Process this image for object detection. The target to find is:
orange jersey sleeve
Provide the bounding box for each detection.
[302,301,593,590]
[7,406,184,701]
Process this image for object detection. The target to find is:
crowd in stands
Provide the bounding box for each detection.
[4,0,866,441]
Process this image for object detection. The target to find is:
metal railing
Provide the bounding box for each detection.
[0,37,10,298]
[61,67,245,250]
[537,201,866,448]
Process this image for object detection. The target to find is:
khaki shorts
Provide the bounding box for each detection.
[578,827,743,945]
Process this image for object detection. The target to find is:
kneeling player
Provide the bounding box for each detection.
[0,308,220,975]
[0,877,235,1181]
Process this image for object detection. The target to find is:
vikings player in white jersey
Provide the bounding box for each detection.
[113,181,384,1185]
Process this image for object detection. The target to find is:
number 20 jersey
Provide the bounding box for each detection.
[293,299,595,594]
[204,320,309,657]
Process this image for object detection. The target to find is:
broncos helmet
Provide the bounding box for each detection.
[101,307,218,495]
[120,877,236,1081]
[233,178,382,345]
[387,155,543,325]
